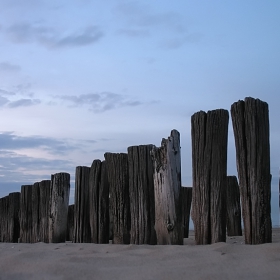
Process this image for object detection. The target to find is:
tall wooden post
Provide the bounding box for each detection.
[39,180,51,243]
[128,145,156,245]
[226,176,242,236]
[191,109,229,244]
[104,153,130,244]
[8,192,21,243]
[0,196,9,242]
[151,130,183,245]
[182,187,192,238]
[20,185,33,243]
[74,166,91,243]
[231,97,272,244]
[31,183,40,243]
[49,172,70,243]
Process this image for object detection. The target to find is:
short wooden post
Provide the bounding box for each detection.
[89,160,102,243]
[67,204,74,242]
[20,185,33,243]
[98,161,110,244]
[182,187,192,238]
[151,130,183,245]
[226,176,242,236]
[49,172,70,243]
[231,97,272,244]
[39,180,51,243]
[104,153,130,244]
[0,196,9,242]
[74,166,91,243]
[191,109,229,244]
[8,192,21,243]
[128,145,156,245]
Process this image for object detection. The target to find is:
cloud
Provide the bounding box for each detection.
[6,22,104,49]
[0,89,16,96]
[56,92,143,112]
[0,62,21,72]
[8,98,41,108]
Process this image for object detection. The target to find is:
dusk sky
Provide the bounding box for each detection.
[0,1,279,203]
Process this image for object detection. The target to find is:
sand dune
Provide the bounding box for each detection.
[0,229,280,280]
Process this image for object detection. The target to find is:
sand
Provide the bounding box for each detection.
[0,229,280,280]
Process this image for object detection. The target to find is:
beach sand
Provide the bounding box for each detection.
[0,229,280,280]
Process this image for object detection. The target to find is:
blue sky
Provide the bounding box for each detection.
[0,0,279,203]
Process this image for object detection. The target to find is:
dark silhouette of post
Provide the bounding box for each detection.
[0,196,9,242]
[182,187,192,238]
[104,153,130,244]
[151,130,183,245]
[128,145,157,245]
[67,204,74,242]
[31,182,40,243]
[191,109,229,244]
[226,176,242,236]
[8,192,21,243]
[231,97,272,244]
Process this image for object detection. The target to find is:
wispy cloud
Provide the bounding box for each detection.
[8,98,41,108]
[6,22,104,49]
[0,61,21,72]
[56,92,143,113]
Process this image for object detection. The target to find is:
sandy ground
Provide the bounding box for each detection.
[0,229,280,280]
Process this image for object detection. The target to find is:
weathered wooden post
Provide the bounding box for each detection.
[151,130,183,245]
[49,172,70,243]
[0,196,9,242]
[104,153,130,244]
[182,187,192,238]
[128,145,157,245]
[191,109,229,244]
[89,160,102,243]
[98,161,110,244]
[31,182,40,243]
[39,180,51,243]
[20,185,33,243]
[67,204,74,242]
[231,97,272,244]
[226,176,242,236]
[8,192,21,243]
[74,166,91,243]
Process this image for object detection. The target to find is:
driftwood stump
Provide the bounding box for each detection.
[182,187,192,238]
[231,97,272,244]
[226,176,242,236]
[191,109,229,244]
[104,153,130,244]
[49,172,70,243]
[151,130,183,245]
[74,166,91,243]
[128,145,156,245]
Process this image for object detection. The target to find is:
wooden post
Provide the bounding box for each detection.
[231,97,272,244]
[20,185,33,243]
[151,130,183,245]
[74,166,91,243]
[67,204,75,242]
[31,183,40,243]
[226,176,242,236]
[128,145,156,245]
[182,187,192,238]
[98,161,110,244]
[104,153,130,244]
[8,192,21,243]
[191,109,229,244]
[89,160,102,243]
[39,180,51,243]
[49,172,70,243]
[0,196,9,242]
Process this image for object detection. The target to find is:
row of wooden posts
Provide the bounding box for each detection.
[0,97,272,245]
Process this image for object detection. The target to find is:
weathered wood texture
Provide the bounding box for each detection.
[67,204,74,242]
[89,160,101,243]
[20,185,33,243]
[231,97,272,244]
[226,176,242,236]
[8,192,21,242]
[128,145,157,245]
[151,130,183,245]
[0,196,9,242]
[191,109,229,244]
[104,153,130,244]
[31,183,40,243]
[39,180,51,243]
[74,166,91,243]
[182,187,192,238]
[98,161,110,244]
[49,172,71,243]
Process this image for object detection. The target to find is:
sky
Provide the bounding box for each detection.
[0,0,280,204]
